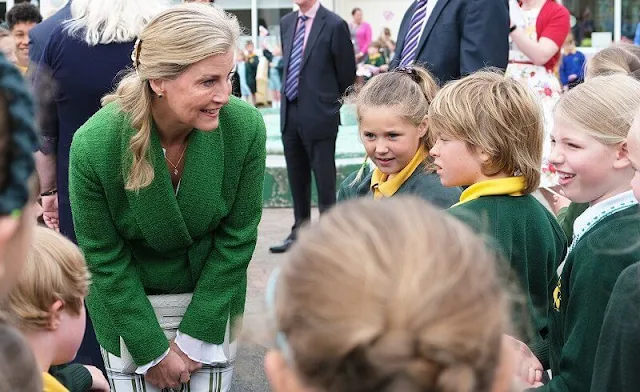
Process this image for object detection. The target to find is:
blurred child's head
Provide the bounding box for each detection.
[354,66,438,178]
[429,71,543,194]
[265,197,511,392]
[367,43,380,58]
[562,33,576,54]
[585,43,640,80]
[0,54,38,298]
[0,29,17,65]
[628,110,640,202]
[245,40,254,53]
[550,74,640,204]
[0,322,41,390]
[3,226,90,367]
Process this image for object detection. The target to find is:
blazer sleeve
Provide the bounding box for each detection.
[69,131,169,365]
[179,109,266,342]
[33,30,60,155]
[331,18,357,95]
[460,0,509,75]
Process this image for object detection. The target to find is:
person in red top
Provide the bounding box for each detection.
[506,0,569,189]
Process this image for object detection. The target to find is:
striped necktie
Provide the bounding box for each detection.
[284,15,309,101]
[399,0,429,68]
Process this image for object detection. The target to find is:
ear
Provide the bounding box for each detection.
[476,147,491,164]
[148,79,166,98]
[417,116,429,139]
[613,142,632,170]
[47,299,64,332]
[265,350,307,392]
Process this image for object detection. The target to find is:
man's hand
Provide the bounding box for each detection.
[145,351,189,389]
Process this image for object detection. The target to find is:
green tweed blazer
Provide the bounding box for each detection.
[69,98,266,365]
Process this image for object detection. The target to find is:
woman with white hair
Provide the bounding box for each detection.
[69,3,265,391]
[33,0,170,385]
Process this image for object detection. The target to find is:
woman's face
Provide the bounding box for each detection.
[153,51,235,132]
[353,10,363,24]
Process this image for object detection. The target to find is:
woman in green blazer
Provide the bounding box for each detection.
[68,4,266,392]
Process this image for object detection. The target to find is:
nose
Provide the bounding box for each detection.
[213,82,231,105]
[547,143,563,165]
[375,139,389,154]
[429,139,441,157]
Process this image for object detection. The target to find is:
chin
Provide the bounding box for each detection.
[195,119,220,132]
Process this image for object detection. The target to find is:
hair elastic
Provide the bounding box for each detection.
[131,38,142,71]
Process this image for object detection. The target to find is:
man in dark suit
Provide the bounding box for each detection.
[270,0,355,253]
[391,0,509,84]
[28,0,72,65]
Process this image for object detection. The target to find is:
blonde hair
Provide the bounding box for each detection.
[102,3,240,191]
[555,74,640,145]
[3,226,90,331]
[429,71,544,194]
[273,197,509,392]
[65,0,170,46]
[585,43,640,80]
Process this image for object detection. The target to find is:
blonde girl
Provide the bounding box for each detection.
[517,75,640,390]
[337,66,460,208]
[265,197,516,392]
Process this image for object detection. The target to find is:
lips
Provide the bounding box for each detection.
[556,170,576,186]
[375,157,395,167]
[200,108,219,118]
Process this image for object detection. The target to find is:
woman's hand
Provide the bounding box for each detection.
[145,350,190,389]
[170,340,203,375]
[41,194,59,231]
[84,365,110,392]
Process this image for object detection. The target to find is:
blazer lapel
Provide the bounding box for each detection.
[124,125,193,252]
[281,13,297,80]
[302,6,327,68]
[415,0,452,57]
[395,1,419,59]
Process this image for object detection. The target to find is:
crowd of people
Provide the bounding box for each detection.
[1,0,640,392]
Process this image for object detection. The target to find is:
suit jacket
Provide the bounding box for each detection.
[29,1,72,64]
[68,98,266,365]
[279,4,356,141]
[391,0,509,84]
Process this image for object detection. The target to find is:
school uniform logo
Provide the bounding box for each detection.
[553,279,561,311]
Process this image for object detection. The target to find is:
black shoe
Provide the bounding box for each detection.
[269,234,295,254]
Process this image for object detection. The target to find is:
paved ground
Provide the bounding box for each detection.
[230,208,317,392]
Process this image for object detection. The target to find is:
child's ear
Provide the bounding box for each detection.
[613,142,632,170]
[418,116,429,139]
[47,300,64,331]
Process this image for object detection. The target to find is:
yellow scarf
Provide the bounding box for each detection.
[453,176,526,207]
[371,149,425,200]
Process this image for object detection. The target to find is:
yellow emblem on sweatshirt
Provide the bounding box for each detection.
[553,278,562,312]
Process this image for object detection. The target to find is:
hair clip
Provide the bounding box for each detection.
[395,66,421,83]
[131,39,142,71]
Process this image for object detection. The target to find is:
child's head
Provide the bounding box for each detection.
[245,40,255,53]
[367,42,380,58]
[0,322,41,390]
[551,75,640,204]
[0,53,38,298]
[265,197,511,392]
[3,226,90,367]
[0,29,16,65]
[562,33,576,54]
[585,43,640,80]
[429,71,543,193]
[354,66,438,177]
[6,3,42,67]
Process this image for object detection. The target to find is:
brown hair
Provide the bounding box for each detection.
[273,197,509,392]
[3,226,90,331]
[585,43,640,80]
[428,70,544,194]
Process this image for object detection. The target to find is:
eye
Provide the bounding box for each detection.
[549,137,556,145]
[567,142,581,149]
[203,79,215,87]
[362,132,376,140]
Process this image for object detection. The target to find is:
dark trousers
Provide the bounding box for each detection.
[282,100,337,232]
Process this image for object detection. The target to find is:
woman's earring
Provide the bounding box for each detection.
[158,93,163,98]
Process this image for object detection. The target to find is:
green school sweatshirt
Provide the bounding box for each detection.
[337,163,461,208]
[541,205,640,392]
[591,261,640,392]
[449,195,567,344]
